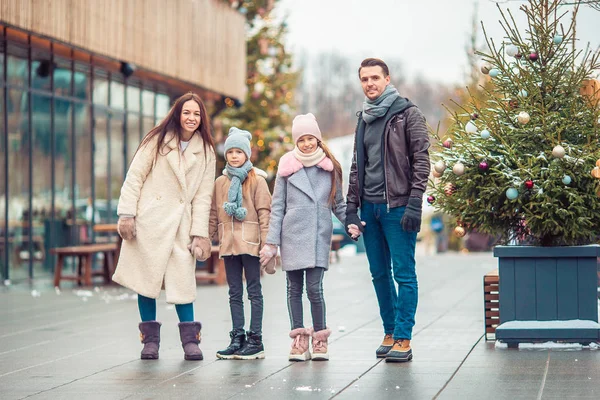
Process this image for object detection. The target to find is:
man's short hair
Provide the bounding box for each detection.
[358,58,390,78]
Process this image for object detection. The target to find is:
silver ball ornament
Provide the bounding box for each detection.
[517,111,530,124]
[453,162,466,176]
[552,145,565,158]
[434,160,447,174]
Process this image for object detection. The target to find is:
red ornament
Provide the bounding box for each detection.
[471,113,479,120]
[515,53,522,59]
[529,52,539,62]
[524,180,534,190]
[444,183,456,196]
[442,139,453,149]
[478,161,489,172]
[427,195,435,204]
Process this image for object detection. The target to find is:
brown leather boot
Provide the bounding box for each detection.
[385,339,413,363]
[178,322,203,361]
[139,321,161,360]
[376,334,394,358]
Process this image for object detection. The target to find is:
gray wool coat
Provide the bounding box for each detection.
[266,164,346,271]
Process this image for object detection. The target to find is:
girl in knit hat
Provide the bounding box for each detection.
[208,127,273,360]
[260,113,346,361]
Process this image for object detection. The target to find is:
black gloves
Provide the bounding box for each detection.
[345,206,364,241]
[401,197,422,232]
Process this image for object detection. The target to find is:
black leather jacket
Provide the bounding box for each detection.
[346,105,430,214]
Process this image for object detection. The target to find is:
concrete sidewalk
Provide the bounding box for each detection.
[1,249,599,399]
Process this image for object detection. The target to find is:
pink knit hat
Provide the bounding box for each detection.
[292,113,322,144]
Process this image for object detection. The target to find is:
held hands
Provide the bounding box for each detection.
[347,221,366,240]
[117,216,136,241]
[188,236,212,261]
[401,197,423,232]
[259,244,278,270]
[345,212,365,241]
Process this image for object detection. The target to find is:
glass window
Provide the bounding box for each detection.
[31,93,52,276]
[54,97,73,219]
[74,104,92,228]
[93,70,108,106]
[7,89,30,281]
[93,108,109,222]
[156,94,171,119]
[110,81,125,110]
[53,58,73,98]
[127,113,141,165]
[0,87,5,280]
[126,85,140,112]
[109,112,124,222]
[143,116,155,141]
[0,51,4,82]
[141,89,155,117]
[6,54,28,89]
[74,62,90,101]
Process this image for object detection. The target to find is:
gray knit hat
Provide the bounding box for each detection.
[224,127,252,160]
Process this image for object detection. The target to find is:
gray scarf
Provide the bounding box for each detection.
[224,160,253,221]
[362,85,400,123]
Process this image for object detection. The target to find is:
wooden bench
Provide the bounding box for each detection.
[483,269,500,340]
[196,246,227,285]
[51,243,118,288]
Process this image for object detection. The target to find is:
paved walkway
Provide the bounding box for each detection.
[1,248,599,399]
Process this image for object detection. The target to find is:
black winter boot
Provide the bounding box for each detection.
[178,321,203,361]
[234,331,265,360]
[216,330,246,360]
[139,321,161,360]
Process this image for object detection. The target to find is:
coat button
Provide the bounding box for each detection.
[180,199,184,204]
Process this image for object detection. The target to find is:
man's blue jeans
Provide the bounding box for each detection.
[361,201,418,340]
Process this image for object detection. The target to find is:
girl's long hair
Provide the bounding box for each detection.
[319,141,343,205]
[138,92,215,161]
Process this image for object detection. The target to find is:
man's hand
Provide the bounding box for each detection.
[401,197,423,232]
[188,236,212,261]
[259,244,277,266]
[117,217,136,241]
[345,212,364,241]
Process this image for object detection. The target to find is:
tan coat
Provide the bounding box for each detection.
[208,169,271,258]
[112,132,216,304]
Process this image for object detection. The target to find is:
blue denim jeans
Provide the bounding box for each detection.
[361,201,418,340]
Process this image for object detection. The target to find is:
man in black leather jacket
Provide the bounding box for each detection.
[346,58,430,363]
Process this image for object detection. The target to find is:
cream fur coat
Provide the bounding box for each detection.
[112,132,216,304]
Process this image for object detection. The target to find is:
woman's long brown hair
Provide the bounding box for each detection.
[138,92,215,161]
[319,141,343,205]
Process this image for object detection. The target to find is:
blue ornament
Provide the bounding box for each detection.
[489,68,500,78]
[562,175,572,185]
[480,129,491,139]
[519,89,528,98]
[506,188,519,200]
[239,7,248,14]
[553,35,563,45]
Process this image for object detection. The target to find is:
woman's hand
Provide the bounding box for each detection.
[117,216,136,241]
[188,236,212,261]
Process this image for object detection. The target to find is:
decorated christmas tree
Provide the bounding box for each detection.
[430,0,600,247]
[218,0,299,180]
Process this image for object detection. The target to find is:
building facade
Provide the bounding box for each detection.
[0,0,246,282]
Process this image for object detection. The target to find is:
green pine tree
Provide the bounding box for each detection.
[218,0,299,180]
[430,0,600,246]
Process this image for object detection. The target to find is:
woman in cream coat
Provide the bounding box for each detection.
[112,92,216,361]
